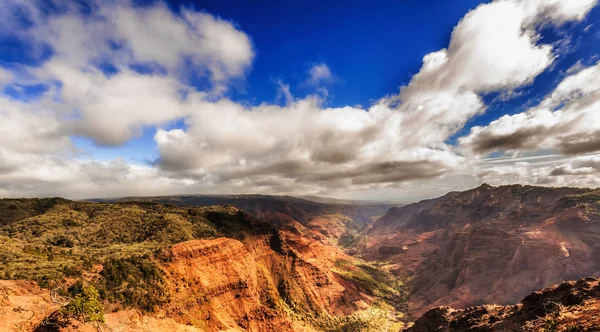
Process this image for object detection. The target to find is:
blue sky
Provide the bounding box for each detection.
[1,0,600,200]
[62,0,492,164]
[189,0,485,105]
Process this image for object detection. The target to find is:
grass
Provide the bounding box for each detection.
[333,260,407,304]
[0,198,257,312]
[559,189,600,212]
[0,197,409,331]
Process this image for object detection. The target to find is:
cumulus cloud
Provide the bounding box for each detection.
[0,0,598,200]
[42,62,190,146]
[460,60,600,156]
[2,0,254,146]
[0,95,73,154]
[152,0,596,194]
[26,0,254,81]
[549,155,600,176]
[367,0,596,156]
[475,153,600,188]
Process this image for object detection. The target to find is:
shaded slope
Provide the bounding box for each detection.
[0,198,407,331]
[406,277,600,331]
[92,194,393,227]
[363,184,600,316]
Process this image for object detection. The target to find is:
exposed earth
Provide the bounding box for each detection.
[1,184,600,331]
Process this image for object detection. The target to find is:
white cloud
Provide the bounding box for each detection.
[149,0,600,197]
[40,60,191,146]
[459,60,600,155]
[28,0,254,82]
[550,155,600,176]
[105,3,254,81]
[0,95,72,155]
[0,67,13,86]
[275,80,293,105]
[384,0,599,147]
[474,153,600,188]
[307,63,332,86]
[1,0,254,146]
[0,0,598,200]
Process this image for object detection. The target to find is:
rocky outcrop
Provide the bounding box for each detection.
[0,198,408,332]
[363,185,600,317]
[0,280,60,331]
[161,221,402,331]
[164,237,298,331]
[406,277,600,331]
[0,281,200,332]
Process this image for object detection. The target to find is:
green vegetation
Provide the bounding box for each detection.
[0,198,256,312]
[333,259,407,312]
[559,189,600,211]
[0,198,408,331]
[338,229,361,248]
[295,307,403,332]
[99,255,170,311]
[58,285,105,324]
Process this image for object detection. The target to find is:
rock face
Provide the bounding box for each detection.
[406,277,600,331]
[0,280,60,331]
[0,198,407,331]
[164,237,301,331]
[0,280,205,332]
[162,215,405,331]
[363,184,600,317]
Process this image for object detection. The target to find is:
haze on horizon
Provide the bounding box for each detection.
[1,0,600,202]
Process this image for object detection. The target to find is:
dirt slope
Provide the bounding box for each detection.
[406,277,600,331]
[0,198,407,331]
[363,184,600,317]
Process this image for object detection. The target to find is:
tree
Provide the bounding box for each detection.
[58,285,105,324]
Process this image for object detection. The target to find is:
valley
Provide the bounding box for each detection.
[0,198,405,331]
[1,184,600,331]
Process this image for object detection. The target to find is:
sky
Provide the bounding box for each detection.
[1,0,600,201]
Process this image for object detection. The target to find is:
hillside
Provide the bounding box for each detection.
[0,198,407,331]
[362,184,600,317]
[4,185,600,331]
[406,277,600,331]
[91,194,393,227]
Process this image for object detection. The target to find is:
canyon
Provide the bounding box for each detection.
[1,184,600,331]
[362,184,600,319]
[0,198,405,331]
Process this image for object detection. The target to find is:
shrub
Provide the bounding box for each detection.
[58,285,105,323]
[98,256,170,312]
[543,319,558,332]
[48,235,74,248]
[62,219,80,227]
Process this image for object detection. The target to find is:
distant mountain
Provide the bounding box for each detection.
[5,185,600,331]
[297,195,407,206]
[363,184,600,317]
[91,194,397,227]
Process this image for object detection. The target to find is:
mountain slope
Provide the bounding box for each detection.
[406,277,600,331]
[363,184,600,317]
[92,194,393,227]
[0,198,407,331]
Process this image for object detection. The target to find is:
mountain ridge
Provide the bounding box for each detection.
[406,277,600,331]
[0,198,407,331]
[362,184,600,317]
